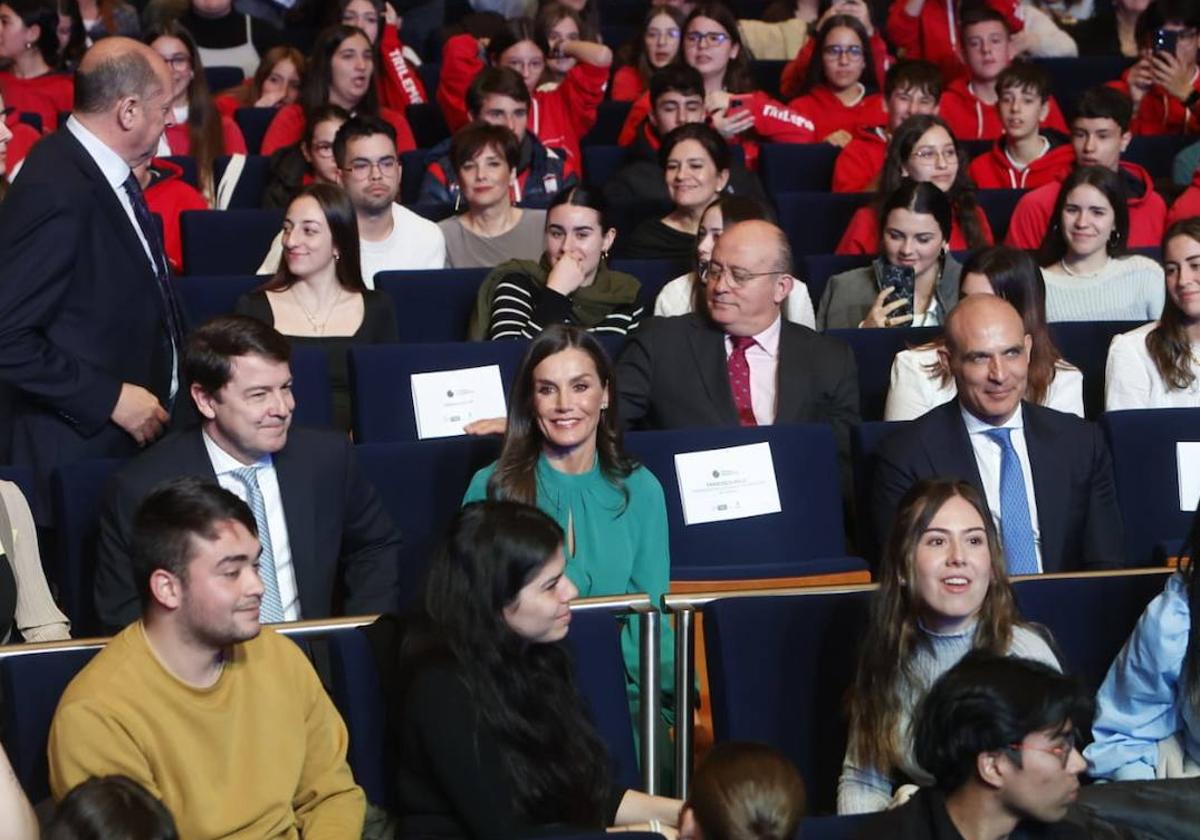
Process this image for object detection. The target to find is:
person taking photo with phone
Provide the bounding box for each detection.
[818,179,962,329]
[1109,0,1200,135]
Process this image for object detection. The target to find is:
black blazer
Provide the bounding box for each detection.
[94,427,403,631]
[0,129,179,508]
[615,313,861,463]
[871,400,1125,573]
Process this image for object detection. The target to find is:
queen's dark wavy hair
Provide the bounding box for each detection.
[1150,218,1200,391]
[684,2,755,93]
[487,324,637,506]
[401,500,613,826]
[1036,165,1130,267]
[880,114,988,250]
[301,25,381,119]
[800,14,877,96]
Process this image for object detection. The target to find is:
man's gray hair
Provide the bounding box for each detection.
[767,225,794,276]
[74,49,160,114]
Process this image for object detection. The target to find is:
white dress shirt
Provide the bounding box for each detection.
[724,315,782,425]
[655,272,817,328]
[961,403,1044,573]
[202,431,301,620]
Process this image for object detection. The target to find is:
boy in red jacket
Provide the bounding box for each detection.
[1005,86,1167,249]
[886,0,1024,82]
[939,4,1068,141]
[833,58,942,192]
[1109,0,1200,135]
[968,62,1074,189]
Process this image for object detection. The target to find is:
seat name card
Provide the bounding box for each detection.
[674,442,782,525]
[411,365,507,440]
[1178,441,1200,513]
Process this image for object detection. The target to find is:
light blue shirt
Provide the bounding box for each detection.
[1085,573,1199,780]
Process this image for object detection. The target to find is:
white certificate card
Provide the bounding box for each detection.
[674,442,782,525]
[1177,441,1200,512]
[411,365,507,440]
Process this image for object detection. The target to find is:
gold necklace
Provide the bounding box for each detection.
[290,286,343,335]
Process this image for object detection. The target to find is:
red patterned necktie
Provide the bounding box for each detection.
[727,335,758,427]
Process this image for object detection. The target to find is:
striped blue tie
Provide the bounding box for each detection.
[984,428,1039,576]
[232,466,286,623]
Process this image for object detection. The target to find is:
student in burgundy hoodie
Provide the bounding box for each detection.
[968,62,1075,190]
[1006,85,1167,249]
[787,15,886,145]
[939,4,1068,142]
[1109,0,1200,136]
[833,58,942,193]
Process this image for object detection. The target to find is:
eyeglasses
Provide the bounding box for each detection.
[1006,737,1079,769]
[647,27,681,41]
[161,54,191,71]
[344,157,399,178]
[823,44,865,60]
[703,262,783,287]
[685,31,731,47]
[911,147,958,164]
[311,141,335,158]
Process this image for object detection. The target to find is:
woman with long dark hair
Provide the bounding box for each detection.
[337,0,427,113]
[611,4,685,102]
[236,183,397,431]
[1037,165,1164,322]
[214,45,305,114]
[819,179,961,330]
[1086,503,1200,779]
[836,113,993,255]
[260,24,415,157]
[886,245,1083,420]
[261,103,348,210]
[463,325,674,729]
[145,21,246,203]
[379,500,680,838]
[839,478,1060,814]
[787,14,884,145]
[0,0,73,133]
[1106,216,1200,409]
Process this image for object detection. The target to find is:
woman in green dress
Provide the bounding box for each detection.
[463,323,674,726]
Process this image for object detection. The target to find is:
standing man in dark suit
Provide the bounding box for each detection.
[872,295,1124,573]
[0,38,182,514]
[615,220,860,463]
[94,316,402,631]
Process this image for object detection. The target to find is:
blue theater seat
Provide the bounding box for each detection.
[758,143,843,195]
[180,208,284,275]
[1047,321,1142,419]
[163,155,198,188]
[1102,408,1200,565]
[354,438,502,602]
[324,627,393,807]
[348,342,528,443]
[826,327,942,423]
[1034,56,1132,118]
[704,589,873,814]
[0,647,99,802]
[610,258,690,306]
[1125,134,1194,179]
[975,189,1027,242]
[204,66,243,93]
[50,459,123,637]
[851,421,908,567]
[799,254,870,309]
[375,268,489,343]
[214,154,271,208]
[623,425,850,578]
[406,101,450,149]
[799,815,872,840]
[583,145,630,189]
[233,107,276,156]
[751,60,787,100]
[401,148,428,205]
[176,275,261,326]
[776,193,871,256]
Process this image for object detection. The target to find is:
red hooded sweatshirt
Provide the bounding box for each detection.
[617,90,815,170]
[4,117,40,174]
[144,158,209,274]
[376,25,428,112]
[1167,166,1200,225]
[835,201,995,254]
[966,133,1075,190]
[1004,161,1167,248]
[163,115,248,157]
[886,0,1025,83]
[611,65,645,102]
[1109,71,1200,136]
[787,86,887,142]
[832,126,888,193]
[260,102,416,157]
[779,33,894,101]
[939,77,1068,140]
[436,33,605,177]
[0,71,73,134]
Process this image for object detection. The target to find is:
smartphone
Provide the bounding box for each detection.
[728,97,745,110]
[879,263,916,318]
[1153,28,1179,55]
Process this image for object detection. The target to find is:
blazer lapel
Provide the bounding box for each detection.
[923,402,986,493]
[690,319,740,424]
[273,443,316,617]
[1022,405,1066,570]
[775,324,805,423]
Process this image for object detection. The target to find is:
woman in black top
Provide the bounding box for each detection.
[235,182,397,432]
[375,500,681,840]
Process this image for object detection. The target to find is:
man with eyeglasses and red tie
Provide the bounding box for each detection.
[616,219,859,471]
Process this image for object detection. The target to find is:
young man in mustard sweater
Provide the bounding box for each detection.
[48,478,365,839]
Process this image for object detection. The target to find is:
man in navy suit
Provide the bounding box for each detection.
[872,295,1124,573]
[94,316,402,631]
[0,38,179,515]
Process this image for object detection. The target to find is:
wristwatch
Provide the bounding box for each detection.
[1185,89,1200,109]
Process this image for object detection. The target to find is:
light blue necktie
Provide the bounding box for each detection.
[231,466,287,623]
[983,428,1039,576]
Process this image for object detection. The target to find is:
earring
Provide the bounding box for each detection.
[334,252,341,262]
[601,403,609,410]
[601,250,610,262]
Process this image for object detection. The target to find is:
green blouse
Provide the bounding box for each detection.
[464,454,675,701]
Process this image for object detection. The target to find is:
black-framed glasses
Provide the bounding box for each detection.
[343,157,399,179]
[685,31,730,47]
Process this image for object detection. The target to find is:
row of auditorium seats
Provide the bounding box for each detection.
[33,410,1200,638]
[0,567,1172,826]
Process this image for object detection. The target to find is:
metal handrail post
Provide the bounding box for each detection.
[673,603,695,799]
